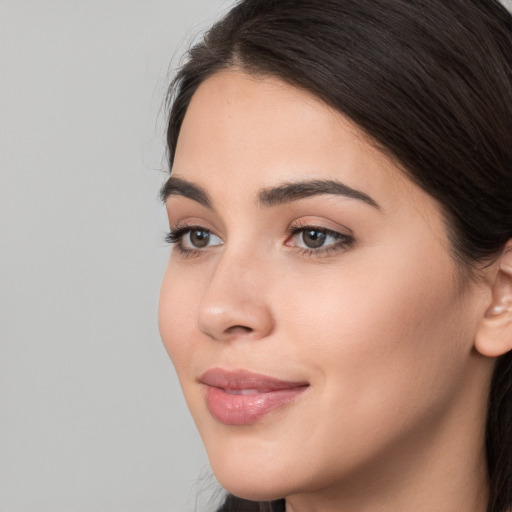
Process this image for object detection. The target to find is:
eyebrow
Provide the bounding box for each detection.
[161,176,379,210]
[258,179,379,209]
[160,176,212,209]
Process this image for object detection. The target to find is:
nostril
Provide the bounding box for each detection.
[225,325,254,335]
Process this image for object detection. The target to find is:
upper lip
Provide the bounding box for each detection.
[200,368,309,391]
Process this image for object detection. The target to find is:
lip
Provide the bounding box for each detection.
[200,368,309,425]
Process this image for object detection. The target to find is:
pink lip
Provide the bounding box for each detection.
[200,368,309,426]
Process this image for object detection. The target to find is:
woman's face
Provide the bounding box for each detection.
[159,71,489,504]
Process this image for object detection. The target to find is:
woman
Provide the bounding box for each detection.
[158,1,512,511]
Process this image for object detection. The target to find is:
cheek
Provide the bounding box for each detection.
[281,245,470,427]
[256,251,473,486]
[158,265,199,376]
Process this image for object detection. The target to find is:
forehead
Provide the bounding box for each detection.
[173,70,434,217]
[178,70,362,161]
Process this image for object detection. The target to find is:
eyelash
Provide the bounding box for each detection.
[164,223,355,258]
[164,225,210,258]
[288,223,355,257]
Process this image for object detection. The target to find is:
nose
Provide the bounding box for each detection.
[197,249,275,342]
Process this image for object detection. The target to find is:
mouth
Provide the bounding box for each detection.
[200,368,309,425]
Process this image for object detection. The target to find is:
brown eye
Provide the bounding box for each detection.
[286,225,354,254]
[189,229,211,248]
[301,229,327,248]
[165,226,222,253]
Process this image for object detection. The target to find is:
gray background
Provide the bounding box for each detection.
[0,1,235,511]
[1,1,511,511]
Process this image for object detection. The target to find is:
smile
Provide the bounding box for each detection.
[200,368,309,425]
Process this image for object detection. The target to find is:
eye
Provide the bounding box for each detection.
[296,228,330,249]
[165,226,223,253]
[182,229,220,249]
[286,225,354,254]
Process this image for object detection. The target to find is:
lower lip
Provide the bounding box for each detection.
[204,385,308,425]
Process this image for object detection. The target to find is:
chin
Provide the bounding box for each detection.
[203,432,297,501]
[214,467,291,503]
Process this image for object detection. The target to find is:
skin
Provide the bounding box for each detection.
[159,70,498,512]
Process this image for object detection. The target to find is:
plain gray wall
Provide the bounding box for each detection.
[1,1,511,512]
[0,1,235,511]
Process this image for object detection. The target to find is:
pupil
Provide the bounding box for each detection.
[303,229,326,248]
[191,230,210,248]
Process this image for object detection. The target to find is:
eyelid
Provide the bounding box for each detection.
[165,222,224,258]
[286,226,353,245]
[164,217,355,258]
[167,216,220,238]
[285,219,355,255]
[166,225,222,242]
[287,217,353,238]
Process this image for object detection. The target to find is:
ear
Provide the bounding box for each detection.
[475,242,512,358]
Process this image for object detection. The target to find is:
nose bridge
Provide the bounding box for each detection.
[197,243,275,341]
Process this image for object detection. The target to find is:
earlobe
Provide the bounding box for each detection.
[475,243,512,358]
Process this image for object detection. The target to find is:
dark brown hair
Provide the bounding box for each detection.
[164,1,512,511]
